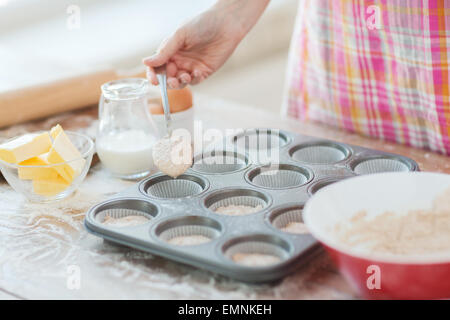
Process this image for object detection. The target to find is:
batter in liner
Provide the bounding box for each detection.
[167,235,211,246]
[102,215,148,227]
[281,221,309,234]
[232,253,281,267]
[214,204,263,216]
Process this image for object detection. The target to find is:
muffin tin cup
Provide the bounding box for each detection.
[91,198,158,226]
[229,128,290,165]
[231,128,290,151]
[191,150,249,175]
[140,174,209,199]
[155,216,222,246]
[246,164,313,189]
[289,141,351,164]
[221,234,292,268]
[351,155,417,175]
[308,177,349,196]
[268,204,309,235]
[204,188,271,216]
[85,128,419,283]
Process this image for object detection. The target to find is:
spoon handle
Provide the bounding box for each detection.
[155,65,172,136]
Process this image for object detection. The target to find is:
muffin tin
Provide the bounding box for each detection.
[84,129,419,282]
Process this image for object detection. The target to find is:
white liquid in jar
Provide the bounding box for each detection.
[97,130,156,176]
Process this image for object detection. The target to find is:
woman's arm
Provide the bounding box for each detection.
[143,0,271,89]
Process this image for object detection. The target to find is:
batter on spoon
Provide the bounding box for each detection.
[153,133,192,178]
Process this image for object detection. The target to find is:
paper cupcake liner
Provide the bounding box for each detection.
[208,195,267,213]
[271,208,303,228]
[96,208,149,220]
[224,239,289,268]
[353,158,410,175]
[232,129,288,151]
[251,169,308,189]
[155,216,222,246]
[159,225,217,246]
[94,199,158,227]
[270,207,309,235]
[192,152,248,174]
[309,179,342,195]
[96,209,151,228]
[291,145,347,164]
[146,179,204,198]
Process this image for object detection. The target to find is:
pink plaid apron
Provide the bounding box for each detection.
[285,0,450,155]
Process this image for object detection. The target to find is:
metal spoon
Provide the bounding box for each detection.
[154,64,172,136]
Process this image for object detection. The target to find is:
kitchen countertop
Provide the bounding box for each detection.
[0,95,449,299]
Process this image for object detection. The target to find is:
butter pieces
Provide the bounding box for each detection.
[46,125,85,183]
[20,150,72,196]
[50,124,63,140]
[32,177,70,196]
[1,124,87,198]
[18,153,59,180]
[0,132,52,164]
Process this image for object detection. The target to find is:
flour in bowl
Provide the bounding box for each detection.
[214,204,263,216]
[102,215,148,227]
[167,235,211,246]
[333,188,450,255]
[153,133,192,178]
[232,253,281,267]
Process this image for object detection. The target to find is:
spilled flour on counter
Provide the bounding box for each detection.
[102,215,149,227]
[281,222,309,234]
[214,204,263,216]
[334,188,450,255]
[232,253,281,267]
[167,235,211,246]
[153,133,192,178]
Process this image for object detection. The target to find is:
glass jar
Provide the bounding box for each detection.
[97,78,159,179]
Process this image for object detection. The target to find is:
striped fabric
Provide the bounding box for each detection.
[284,0,450,155]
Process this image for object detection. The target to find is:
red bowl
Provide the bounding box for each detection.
[324,244,450,300]
[303,172,450,300]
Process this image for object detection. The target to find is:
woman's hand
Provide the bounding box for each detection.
[143,0,270,89]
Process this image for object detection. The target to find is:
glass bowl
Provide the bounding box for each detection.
[0,131,95,203]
